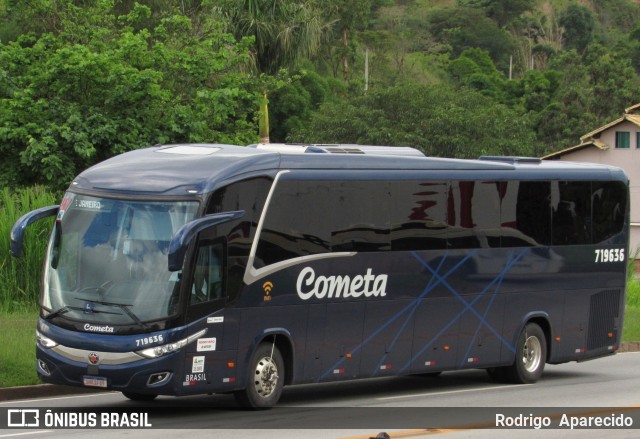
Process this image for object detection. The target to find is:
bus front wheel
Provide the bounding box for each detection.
[234,342,284,409]
[506,322,547,384]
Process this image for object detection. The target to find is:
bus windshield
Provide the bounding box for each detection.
[42,193,199,326]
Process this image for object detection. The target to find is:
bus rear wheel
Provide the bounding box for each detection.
[234,342,284,409]
[486,366,508,383]
[505,322,547,384]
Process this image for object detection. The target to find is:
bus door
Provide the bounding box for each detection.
[183,238,240,392]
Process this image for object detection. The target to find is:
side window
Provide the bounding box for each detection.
[331,180,390,252]
[514,181,551,246]
[390,181,448,251]
[256,179,332,267]
[190,242,224,306]
[551,181,592,245]
[446,181,501,249]
[592,181,626,243]
[206,177,271,248]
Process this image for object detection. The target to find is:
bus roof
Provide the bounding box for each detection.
[249,143,427,157]
[70,143,628,196]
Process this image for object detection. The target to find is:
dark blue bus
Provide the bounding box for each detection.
[11,144,629,408]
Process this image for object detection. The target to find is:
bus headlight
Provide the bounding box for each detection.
[36,330,58,349]
[136,329,206,359]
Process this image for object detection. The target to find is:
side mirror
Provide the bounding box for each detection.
[10,205,59,257]
[168,210,244,271]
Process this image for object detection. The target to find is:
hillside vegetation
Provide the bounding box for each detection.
[1,0,640,190]
[1,0,640,309]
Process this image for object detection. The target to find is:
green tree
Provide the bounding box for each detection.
[534,50,596,154]
[458,0,535,27]
[534,45,640,156]
[559,3,595,54]
[289,83,536,158]
[0,2,258,188]
[321,0,373,84]
[361,2,438,86]
[585,44,640,119]
[427,6,515,72]
[629,23,640,74]
[222,0,332,143]
[520,69,561,113]
[447,48,508,102]
[590,0,640,35]
[269,69,336,142]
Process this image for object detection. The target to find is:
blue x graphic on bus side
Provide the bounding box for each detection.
[320,248,529,381]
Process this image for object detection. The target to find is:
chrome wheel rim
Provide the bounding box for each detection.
[253,356,279,398]
[522,335,542,373]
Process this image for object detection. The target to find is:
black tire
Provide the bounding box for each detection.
[486,366,509,383]
[416,371,442,378]
[122,392,158,401]
[234,342,284,409]
[505,322,547,384]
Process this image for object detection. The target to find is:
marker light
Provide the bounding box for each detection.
[136,329,207,359]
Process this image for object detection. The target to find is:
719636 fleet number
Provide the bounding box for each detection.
[135,335,164,347]
[594,248,625,263]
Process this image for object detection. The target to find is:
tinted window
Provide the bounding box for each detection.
[551,181,592,245]
[207,177,271,253]
[331,181,390,252]
[190,242,224,305]
[187,241,226,321]
[256,179,391,266]
[592,181,626,243]
[256,180,332,267]
[447,181,501,249]
[390,181,448,251]
[512,181,551,246]
[254,177,623,267]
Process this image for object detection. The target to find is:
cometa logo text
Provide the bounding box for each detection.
[84,323,115,333]
[296,267,388,300]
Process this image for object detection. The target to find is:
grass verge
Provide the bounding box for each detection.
[623,275,640,342]
[0,186,58,313]
[0,311,39,387]
[623,306,640,342]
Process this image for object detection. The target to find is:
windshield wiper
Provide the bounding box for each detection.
[44,304,119,321]
[76,298,149,330]
[44,298,148,330]
[44,306,76,321]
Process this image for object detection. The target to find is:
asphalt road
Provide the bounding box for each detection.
[1,352,639,438]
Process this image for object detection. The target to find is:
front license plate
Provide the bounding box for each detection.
[83,376,108,388]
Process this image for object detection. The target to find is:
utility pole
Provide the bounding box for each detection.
[364,47,369,93]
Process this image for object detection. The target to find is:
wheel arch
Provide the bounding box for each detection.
[517,312,553,362]
[252,328,295,386]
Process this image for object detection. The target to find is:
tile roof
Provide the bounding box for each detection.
[580,114,640,141]
[625,103,640,113]
[541,138,608,160]
[542,104,640,160]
